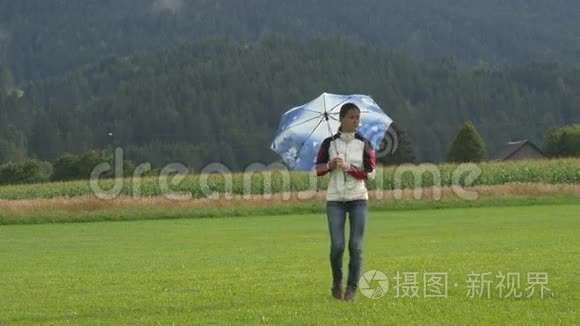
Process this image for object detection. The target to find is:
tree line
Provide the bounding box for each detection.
[2,122,579,186]
[0,38,579,176]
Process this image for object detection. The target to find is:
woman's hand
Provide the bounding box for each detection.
[328,157,342,170]
[337,160,351,171]
[329,157,350,171]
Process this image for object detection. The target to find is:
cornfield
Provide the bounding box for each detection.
[0,158,578,200]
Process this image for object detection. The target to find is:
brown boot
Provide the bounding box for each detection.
[331,283,343,300]
[344,286,356,301]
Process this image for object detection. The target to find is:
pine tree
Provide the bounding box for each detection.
[377,123,416,165]
[0,65,14,94]
[447,121,487,163]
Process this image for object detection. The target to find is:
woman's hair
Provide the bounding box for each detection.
[339,103,360,118]
[338,103,361,132]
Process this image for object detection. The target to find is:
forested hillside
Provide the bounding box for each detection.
[1,0,579,81]
[1,38,578,169]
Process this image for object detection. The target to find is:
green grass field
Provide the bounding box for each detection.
[0,204,578,324]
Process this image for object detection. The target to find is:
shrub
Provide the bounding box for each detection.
[0,159,52,185]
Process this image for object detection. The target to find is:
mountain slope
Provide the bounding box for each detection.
[1,38,577,168]
[1,0,579,81]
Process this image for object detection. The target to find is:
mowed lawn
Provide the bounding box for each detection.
[0,204,578,325]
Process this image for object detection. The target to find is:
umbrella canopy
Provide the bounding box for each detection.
[271,92,393,170]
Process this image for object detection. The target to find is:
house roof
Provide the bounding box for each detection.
[491,140,545,160]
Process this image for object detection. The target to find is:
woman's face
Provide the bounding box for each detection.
[340,109,360,133]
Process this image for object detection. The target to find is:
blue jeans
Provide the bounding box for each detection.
[326,200,368,288]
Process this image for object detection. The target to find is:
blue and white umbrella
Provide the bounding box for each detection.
[270,92,393,170]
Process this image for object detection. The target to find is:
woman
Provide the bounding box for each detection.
[315,103,376,301]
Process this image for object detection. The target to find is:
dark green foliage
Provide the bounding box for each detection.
[0,66,15,94]
[0,125,27,163]
[52,151,136,181]
[0,159,51,185]
[377,123,416,165]
[52,153,82,182]
[543,125,580,158]
[0,39,579,169]
[1,1,580,81]
[447,121,487,163]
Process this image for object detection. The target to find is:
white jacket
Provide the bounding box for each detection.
[315,131,376,202]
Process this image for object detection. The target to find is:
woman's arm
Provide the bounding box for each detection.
[315,138,333,176]
[346,140,376,180]
[316,162,332,176]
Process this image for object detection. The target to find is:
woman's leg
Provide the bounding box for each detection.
[347,200,368,289]
[327,201,347,286]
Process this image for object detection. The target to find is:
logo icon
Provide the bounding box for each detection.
[359,270,389,299]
